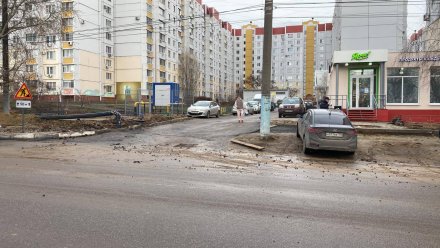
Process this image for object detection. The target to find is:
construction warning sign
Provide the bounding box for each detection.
[14,83,33,100]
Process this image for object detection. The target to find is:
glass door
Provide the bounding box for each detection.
[351,76,374,108]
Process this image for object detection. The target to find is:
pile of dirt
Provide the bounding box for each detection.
[0,113,181,133]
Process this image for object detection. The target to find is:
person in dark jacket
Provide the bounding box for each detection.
[319,96,330,109]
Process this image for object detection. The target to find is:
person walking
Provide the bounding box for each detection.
[235,96,244,123]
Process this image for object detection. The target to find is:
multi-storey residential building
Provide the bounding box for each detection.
[26,0,116,100]
[332,0,407,52]
[232,20,333,98]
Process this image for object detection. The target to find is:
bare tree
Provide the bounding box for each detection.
[1,0,62,113]
[179,52,201,106]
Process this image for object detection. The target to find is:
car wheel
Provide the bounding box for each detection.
[279,113,282,118]
[207,111,210,118]
[347,151,355,156]
[216,111,219,118]
[296,124,300,138]
[302,136,310,154]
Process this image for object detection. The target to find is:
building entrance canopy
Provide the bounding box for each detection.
[333,49,388,64]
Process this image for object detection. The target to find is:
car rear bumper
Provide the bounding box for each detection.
[307,136,357,152]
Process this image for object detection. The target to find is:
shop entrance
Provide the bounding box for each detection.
[350,69,375,109]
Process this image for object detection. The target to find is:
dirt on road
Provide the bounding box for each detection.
[0,113,181,133]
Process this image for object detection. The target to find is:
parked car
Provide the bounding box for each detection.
[304,100,316,110]
[187,101,220,118]
[247,101,261,114]
[232,102,254,115]
[278,97,305,118]
[297,109,357,154]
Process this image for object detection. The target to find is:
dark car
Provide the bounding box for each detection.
[278,97,305,118]
[297,109,357,154]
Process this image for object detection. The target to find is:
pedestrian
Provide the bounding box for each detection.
[235,96,244,123]
[319,96,330,109]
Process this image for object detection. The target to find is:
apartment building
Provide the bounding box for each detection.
[17,0,115,100]
[232,20,333,98]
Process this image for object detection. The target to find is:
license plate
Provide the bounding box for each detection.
[326,132,343,137]
[285,110,293,112]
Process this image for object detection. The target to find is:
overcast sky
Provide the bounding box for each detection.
[202,0,426,36]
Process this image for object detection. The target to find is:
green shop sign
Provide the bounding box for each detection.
[351,51,371,61]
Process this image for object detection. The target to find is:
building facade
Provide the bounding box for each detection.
[15,0,236,103]
[327,50,440,122]
[332,0,408,52]
[232,20,333,98]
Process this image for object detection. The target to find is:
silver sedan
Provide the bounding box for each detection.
[187,101,220,118]
[297,109,357,154]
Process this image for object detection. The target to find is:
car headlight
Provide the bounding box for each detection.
[279,104,284,108]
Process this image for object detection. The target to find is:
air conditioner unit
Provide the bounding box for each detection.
[80,19,85,24]
[48,74,53,78]
[105,65,109,70]
[135,16,140,21]
[47,43,52,47]
[107,53,112,57]
[68,41,73,46]
[41,51,47,55]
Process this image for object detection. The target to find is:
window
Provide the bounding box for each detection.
[62,18,73,26]
[159,59,166,66]
[106,59,112,67]
[106,46,112,55]
[46,82,56,91]
[106,72,112,80]
[106,19,112,27]
[387,68,419,104]
[430,67,440,103]
[62,33,73,41]
[104,85,112,93]
[46,51,55,60]
[63,65,74,73]
[46,35,56,44]
[63,81,74,88]
[26,33,37,42]
[104,5,112,14]
[106,32,112,40]
[26,65,36,72]
[46,66,54,75]
[25,3,33,11]
[63,49,73,58]
[62,2,73,11]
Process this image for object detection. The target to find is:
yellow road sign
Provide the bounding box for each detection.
[14,83,33,100]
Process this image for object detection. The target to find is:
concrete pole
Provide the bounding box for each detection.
[260,0,273,138]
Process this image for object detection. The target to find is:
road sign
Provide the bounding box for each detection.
[16,100,32,109]
[14,83,33,100]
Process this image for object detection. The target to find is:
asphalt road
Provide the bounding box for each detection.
[1,113,439,248]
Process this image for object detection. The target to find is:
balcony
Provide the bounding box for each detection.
[147,11,153,19]
[63,72,74,80]
[62,26,73,33]
[62,41,73,49]
[63,57,74,64]
[159,65,166,72]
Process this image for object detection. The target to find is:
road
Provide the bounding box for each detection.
[0,113,439,247]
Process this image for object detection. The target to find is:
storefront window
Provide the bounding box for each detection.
[430,67,440,103]
[387,68,419,104]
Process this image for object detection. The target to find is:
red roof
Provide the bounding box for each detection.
[233,29,242,36]
[286,25,303,33]
[273,27,285,35]
[196,0,202,4]
[326,23,333,30]
[255,27,264,35]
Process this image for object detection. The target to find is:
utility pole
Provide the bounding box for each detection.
[260,0,273,138]
[2,0,10,114]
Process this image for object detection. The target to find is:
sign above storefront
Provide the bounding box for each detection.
[352,51,371,61]
[333,49,388,64]
[399,56,440,62]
